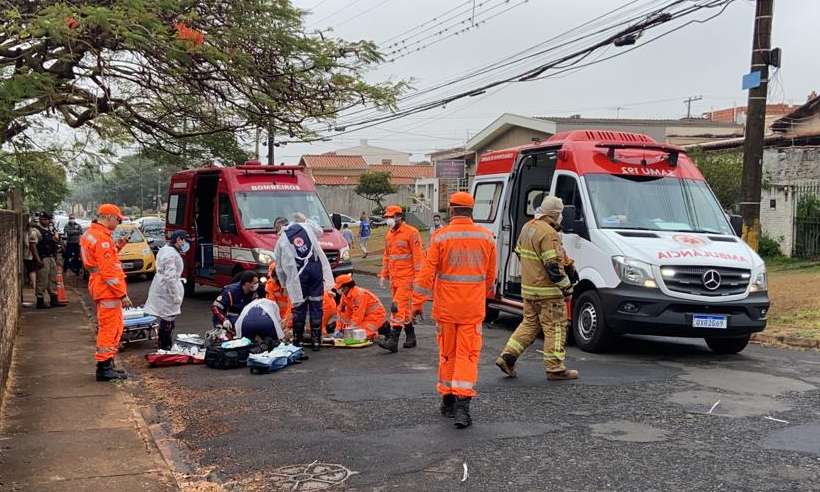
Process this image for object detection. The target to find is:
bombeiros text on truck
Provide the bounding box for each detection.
[472,130,769,355]
[165,161,352,293]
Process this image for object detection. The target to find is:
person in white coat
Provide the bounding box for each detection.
[144,230,190,350]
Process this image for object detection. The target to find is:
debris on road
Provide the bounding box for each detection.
[461,462,469,482]
[764,416,790,424]
[708,400,721,414]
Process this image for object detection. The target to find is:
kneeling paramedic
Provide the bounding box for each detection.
[273,214,334,352]
[379,205,424,352]
[144,230,190,350]
[334,273,388,340]
[212,271,259,337]
[495,196,578,381]
[235,298,286,351]
[80,204,132,382]
[412,192,496,429]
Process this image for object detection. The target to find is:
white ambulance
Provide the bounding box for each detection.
[471,130,769,354]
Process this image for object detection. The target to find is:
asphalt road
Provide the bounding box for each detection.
[112,274,820,491]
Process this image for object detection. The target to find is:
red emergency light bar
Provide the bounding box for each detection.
[236,162,305,175]
[594,141,683,167]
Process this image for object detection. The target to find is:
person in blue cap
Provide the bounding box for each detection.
[144,230,191,349]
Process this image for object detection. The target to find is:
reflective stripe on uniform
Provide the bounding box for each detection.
[505,338,525,355]
[540,249,558,261]
[99,299,121,308]
[515,247,540,261]
[450,380,475,390]
[394,240,409,248]
[556,276,571,289]
[437,273,486,283]
[82,232,97,244]
[433,230,493,243]
[106,279,120,286]
[521,284,563,297]
[388,254,412,260]
[96,346,117,354]
[413,285,432,296]
[439,380,452,388]
[307,295,324,302]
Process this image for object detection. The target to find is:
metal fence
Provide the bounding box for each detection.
[0,209,22,407]
[793,180,820,258]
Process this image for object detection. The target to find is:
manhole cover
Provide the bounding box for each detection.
[270,462,356,490]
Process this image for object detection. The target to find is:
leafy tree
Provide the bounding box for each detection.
[689,149,743,210]
[355,171,397,212]
[0,151,67,211]
[0,0,404,151]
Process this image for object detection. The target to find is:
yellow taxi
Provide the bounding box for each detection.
[114,224,157,279]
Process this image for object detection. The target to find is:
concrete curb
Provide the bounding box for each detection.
[751,332,820,350]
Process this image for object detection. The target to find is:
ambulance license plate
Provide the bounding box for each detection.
[122,262,134,270]
[692,315,727,329]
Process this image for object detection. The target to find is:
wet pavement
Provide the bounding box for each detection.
[112,274,820,491]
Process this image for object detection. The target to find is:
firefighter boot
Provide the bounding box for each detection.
[453,397,472,429]
[440,394,456,418]
[96,360,127,382]
[36,297,50,309]
[310,327,322,352]
[547,369,579,381]
[378,327,401,353]
[292,324,309,360]
[110,359,127,376]
[495,353,518,378]
[403,323,417,348]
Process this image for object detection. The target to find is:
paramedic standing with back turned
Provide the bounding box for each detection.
[495,196,578,381]
[412,192,496,429]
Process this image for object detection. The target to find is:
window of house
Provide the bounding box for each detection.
[473,182,503,222]
[770,199,777,209]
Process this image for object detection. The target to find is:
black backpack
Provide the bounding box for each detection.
[204,344,251,369]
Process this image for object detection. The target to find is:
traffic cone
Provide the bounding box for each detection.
[55,269,69,306]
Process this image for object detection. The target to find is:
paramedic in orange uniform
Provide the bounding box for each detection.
[80,204,132,382]
[334,273,388,340]
[265,261,292,329]
[322,290,337,335]
[412,192,496,429]
[379,204,424,352]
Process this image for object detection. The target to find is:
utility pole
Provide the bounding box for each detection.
[267,120,275,166]
[683,95,703,119]
[740,0,774,251]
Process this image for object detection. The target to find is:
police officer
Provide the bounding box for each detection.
[33,212,62,309]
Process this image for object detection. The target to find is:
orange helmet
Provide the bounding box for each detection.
[449,192,475,208]
[334,273,354,290]
[97,203,125,220]
[384,205,403,218]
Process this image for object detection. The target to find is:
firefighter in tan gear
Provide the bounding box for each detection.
[495,196,578,381]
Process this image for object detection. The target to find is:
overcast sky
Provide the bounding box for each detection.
[274,0,818,162]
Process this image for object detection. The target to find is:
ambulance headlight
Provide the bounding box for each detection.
[750,268,767,292]
[253,248,275,266]
[340,246,350,262]
[612,256,656,288]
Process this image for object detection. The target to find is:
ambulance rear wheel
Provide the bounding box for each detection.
[572,291,614,353]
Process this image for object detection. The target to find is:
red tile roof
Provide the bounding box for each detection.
[300,153,367,170]
[312,175,359,186]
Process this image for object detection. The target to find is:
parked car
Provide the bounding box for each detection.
[113,224,156,279]
[136,217,167,254]
[335,214,360,228]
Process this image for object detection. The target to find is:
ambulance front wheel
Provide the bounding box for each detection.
[705,335,750,354]
[572,290,614,353]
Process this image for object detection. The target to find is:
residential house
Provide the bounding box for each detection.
[334,139,412,166]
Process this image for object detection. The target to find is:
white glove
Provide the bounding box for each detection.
[222,319,233,330]
[379,277,386,289]
[180,278,187,285]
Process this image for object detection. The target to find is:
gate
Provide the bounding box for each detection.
[793,180,820,258]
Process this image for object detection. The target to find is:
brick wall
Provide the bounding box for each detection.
[0,209,21,408]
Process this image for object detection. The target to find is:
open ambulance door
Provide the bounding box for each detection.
[501,148,558,300]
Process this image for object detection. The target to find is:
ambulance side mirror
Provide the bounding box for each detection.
[729,214,743,237]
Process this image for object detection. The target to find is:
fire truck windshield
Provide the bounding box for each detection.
[235,191,333,230]
[586,174,733,235]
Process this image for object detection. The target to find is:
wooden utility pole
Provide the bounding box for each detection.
[739,0,774,251]
[267,122,274,166]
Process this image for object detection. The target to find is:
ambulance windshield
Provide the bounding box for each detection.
[235,191,333,230]
[586,174,733,235]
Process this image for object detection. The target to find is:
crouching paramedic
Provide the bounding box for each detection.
[235,298,286,351]
[495,196,578,381]
[334,273,387,340]
[81,204,132,382]
[412,192,496,429]
[379,205,424,352]
[212,271,259,337]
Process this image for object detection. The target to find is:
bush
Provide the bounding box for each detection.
[758,234,784,259]
[689,149,743,210]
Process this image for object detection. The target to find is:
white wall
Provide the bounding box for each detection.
[760,185,796,256]
[316,185,414,217]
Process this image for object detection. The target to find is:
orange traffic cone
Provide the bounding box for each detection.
[55,269,69,306]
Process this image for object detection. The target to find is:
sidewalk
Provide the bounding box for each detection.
[0,288,177,491]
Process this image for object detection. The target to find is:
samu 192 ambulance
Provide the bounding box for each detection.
[471,130,769,354]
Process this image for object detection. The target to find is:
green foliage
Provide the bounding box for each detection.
[797,195,820,219]
[0,152,68,211]
[355,172,398,211]
[0,0,405,148]
[689,149,743,210]
[758,233,784,259]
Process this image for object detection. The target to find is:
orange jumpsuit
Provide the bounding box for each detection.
[80,223,128,362]
[380,222,424,327]
[413,217,496,398]
[322,291,337,334]
[265,265,292,326]
[337,286,387,340]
